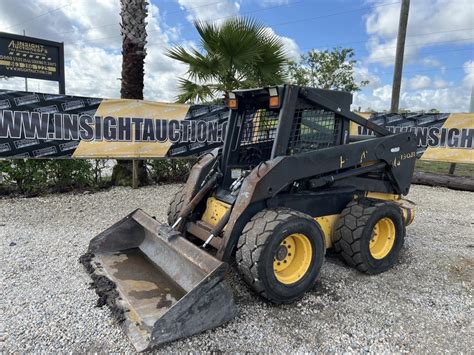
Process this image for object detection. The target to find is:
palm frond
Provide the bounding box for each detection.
[175,78,216,103]
[168,17,290,99]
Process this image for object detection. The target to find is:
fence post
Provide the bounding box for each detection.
[448,163,456,175]
[132,160,139,189]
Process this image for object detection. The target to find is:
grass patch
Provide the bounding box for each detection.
[415,160,474,177]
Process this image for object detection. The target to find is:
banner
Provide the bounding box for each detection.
[0,90,472,164]
[0,90,228,158]
[352,112,473,164]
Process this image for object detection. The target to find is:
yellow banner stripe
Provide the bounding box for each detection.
[72,99,189,159]
[421,113,474,164]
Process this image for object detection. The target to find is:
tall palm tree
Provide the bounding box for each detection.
[112,0,148,186]
[120,0,148,99]
[167,18,288,103]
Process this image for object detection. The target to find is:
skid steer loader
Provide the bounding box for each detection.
[81,85,417,351]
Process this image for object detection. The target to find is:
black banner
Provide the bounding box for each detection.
[0,89,472,163]
[353,112,473,163]
[0,90,228,158]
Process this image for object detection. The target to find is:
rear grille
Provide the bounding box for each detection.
[236,109,279,165]
[288,109,339,155]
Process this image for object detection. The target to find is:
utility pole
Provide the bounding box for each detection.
[390,0,410,113]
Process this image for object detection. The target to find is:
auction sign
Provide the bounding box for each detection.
[0,32,65,93]
[0,89,472,164]
[353,112,473,164]
[0,90,228,158]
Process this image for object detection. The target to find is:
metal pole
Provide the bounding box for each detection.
[132,160,139,189]
[58,42,66,94]
[390,0,410,113]
[23,29,28,92]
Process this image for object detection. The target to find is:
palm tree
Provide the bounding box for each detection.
[111,0,148,186]
[167,18,288,103]
[120,0,147,99]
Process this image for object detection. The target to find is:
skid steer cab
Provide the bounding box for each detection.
[81,85,417,351]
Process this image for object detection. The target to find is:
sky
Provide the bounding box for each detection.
[0,0,473,112]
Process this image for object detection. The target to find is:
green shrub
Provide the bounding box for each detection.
[148,159,196,183]
[1,160,50,195]
[91,160,112,187]
[47,160,94,192]
[0,157,195,196]
[0,159,110,196]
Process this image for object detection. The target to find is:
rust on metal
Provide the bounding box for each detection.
[82,209,237,352]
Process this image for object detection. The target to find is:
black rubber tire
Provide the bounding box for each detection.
[333,199,405,274]
[236,208,326,304]
[167,186,186,226]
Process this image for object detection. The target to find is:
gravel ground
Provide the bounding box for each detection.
[1,184,473,353]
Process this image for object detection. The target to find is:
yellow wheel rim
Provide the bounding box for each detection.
[369,217,396,259]
[273,233,312,285]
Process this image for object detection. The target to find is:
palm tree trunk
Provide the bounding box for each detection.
[111,0,148,186]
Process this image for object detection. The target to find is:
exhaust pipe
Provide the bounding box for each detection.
[80,209,237,352]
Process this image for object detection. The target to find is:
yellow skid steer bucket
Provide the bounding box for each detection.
[80,209,237,352]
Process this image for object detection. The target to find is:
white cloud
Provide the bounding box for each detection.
[354,84,471,112]
[463,60,474,88]
[177,0,240,23]
[421,57,442,68]
[408,75,432,90]
[0,0,301,102]
[64,45,122,98]
[400,88,470,112]
[0,0,187,102]
[260,0,290,7]
[433,78,449,89]
[354,60,474,112]
[354,65,381,89]
[365,0,474,66]
[263,27,300,61]
[352,85,392,111]
[372,84,392,102]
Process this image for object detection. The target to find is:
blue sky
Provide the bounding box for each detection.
[0,0,473,111]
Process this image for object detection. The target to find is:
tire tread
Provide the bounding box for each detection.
[236,208,315,303]
[333,198,397,274]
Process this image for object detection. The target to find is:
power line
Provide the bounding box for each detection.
[46,0,233,36]
[4,3,72,30]
[293,37,474,61]
[4,0,472,78]
[6,0,471,54]
[39,0,399,47]
[296,27,474,53]
[8,0,238,34]
[4,0,411,52]
[268,1,400,28]
[157,1,472,54]
[164,0,239,17]
[366,46,472,62]
[20,0,302,40]
[159,0,399,32]
[160,0,400,45]
[177,0,304,25]
[55,0,302,47]
[376,65,472,76]
[57,23,120,36]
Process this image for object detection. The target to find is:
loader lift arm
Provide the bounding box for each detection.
[217,130,416,260]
